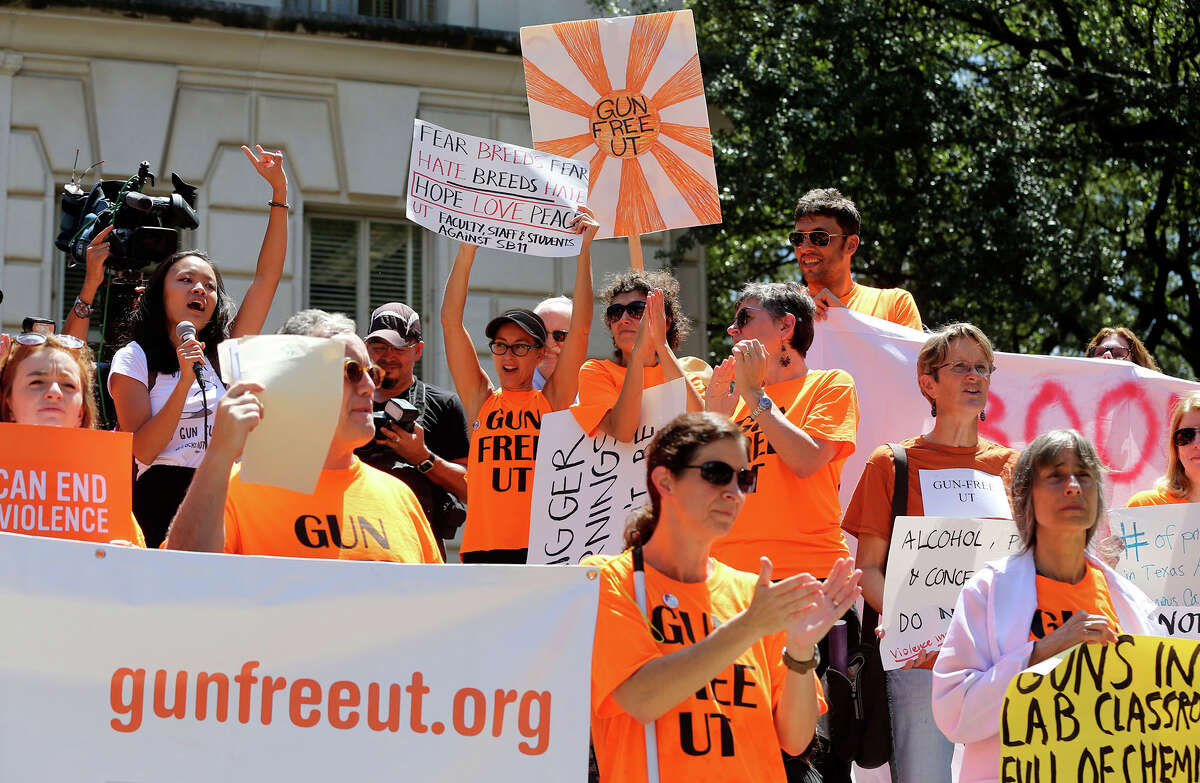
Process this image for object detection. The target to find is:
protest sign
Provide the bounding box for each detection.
[1107,503,1200,639]
[219,334,344,494]
[807,309,1200,511]
[527,378,686,564]
[0,423,135,544]
[520,10,721,239]
[880,516,1023,669]
[404,119,589,257]
[0,532,599,781]
[1000,635,1200,783]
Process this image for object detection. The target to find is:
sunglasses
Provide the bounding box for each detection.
[732,305,766,330]
[789,230,853,248]
[605,301,648,323]
[14,332,86,350]
[344,358,383,385]
[1087,345,1131,360]
[1174,427,1198,448]
[681,461,756,493]
[489,341,539,356]
[936,361,995,378]
[551,329,568,343]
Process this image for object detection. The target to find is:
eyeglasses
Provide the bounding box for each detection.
[489,341,540,356]
[1087,345,1131,360]
[367,338,416,353]
[344,358,383,385]
[789,230,853,248]
[605,300,648,323]
[732,305,766,330]
[936,361,995,378]
[1174,427,1198,448]
[14,332,86,350]
[680,461,756,493]
[550,330,568,343]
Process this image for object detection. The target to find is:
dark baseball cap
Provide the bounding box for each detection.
[485,309,548,345]
[366,302,421,347]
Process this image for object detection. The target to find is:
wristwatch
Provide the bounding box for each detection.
[748,394,773,421]
[72,296,94,319]
[782,645,821,674]
[416,455,435,474]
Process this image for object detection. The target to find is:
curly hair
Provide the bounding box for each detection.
[600,268,691,359]
[123,250,235,377]
[1085,327,1159,372]
[623,412,748,549]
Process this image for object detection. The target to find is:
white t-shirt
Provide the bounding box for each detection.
[108,341,227,475]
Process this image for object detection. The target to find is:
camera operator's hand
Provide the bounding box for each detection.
[0,333,10,359]
[242,144,287,199]
[84,225,114,287]
[176,337,206,387]
[377,421,431,465]
[209,381,266,462]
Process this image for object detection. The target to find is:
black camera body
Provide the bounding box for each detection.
[382,397,420,434]
[56,161,199,272]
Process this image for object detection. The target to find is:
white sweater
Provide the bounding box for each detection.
[931,549,1159,783]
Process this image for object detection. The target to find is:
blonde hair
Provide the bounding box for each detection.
[916,323,996,404]
[0,337,99,429]
[1160,391,1200,499]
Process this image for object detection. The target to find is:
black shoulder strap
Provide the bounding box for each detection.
[411,379,430,428]
[863,443,908,634]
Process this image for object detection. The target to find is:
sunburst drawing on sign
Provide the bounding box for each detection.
[520,10,722,242]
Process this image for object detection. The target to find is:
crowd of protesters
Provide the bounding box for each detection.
[2,181,1196,783]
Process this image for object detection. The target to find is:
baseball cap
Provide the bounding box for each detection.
[366,302,421,347]
[485,309,548,345]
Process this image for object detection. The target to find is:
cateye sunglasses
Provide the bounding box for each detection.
[680,460,756,493]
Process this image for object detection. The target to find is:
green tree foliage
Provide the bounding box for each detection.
[591,0,1199,378]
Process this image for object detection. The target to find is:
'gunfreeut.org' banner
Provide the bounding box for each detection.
[0,533,599,782]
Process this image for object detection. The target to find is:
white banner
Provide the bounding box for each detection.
[527,378,686,564]
[1107,503,1200,638]
[405,119,589,257]
[0,533,599,782]
[880,516,1022,669]
[808,309,1200,510]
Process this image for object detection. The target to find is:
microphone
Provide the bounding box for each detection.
[176,320,206,389]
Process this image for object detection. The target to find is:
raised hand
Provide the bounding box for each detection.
[741,557,825,638]
[645,288,669,349]
[209,381,266,461]
[570,205,601,244]
[786,557,862,649]
[810,288,846,322]
[176,337,206,387]
[732,338,769,400]
[242,144,288,195]
[705,356,738,416]
[85,225,114,286]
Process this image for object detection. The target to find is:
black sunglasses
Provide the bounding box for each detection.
[344,358,383,385]
[605,301,648,323]
[1087,345,1131,360]
[1174,427,1198,448]
[789,230,853,248]
[732,305,766,330]
[550,329,568,343]
[681,461,756,493]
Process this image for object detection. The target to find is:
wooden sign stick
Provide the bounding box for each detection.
[629,233,644,271]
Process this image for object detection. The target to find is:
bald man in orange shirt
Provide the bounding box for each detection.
[792,188,922,330]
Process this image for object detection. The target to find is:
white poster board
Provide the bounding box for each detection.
[520,10,720,238]
[879,516,1022,669]
[1107,502,1200,638]
[808,309,1200,511]
[0,533,599,781]
[405,119,589,257]
[527,378,686,564]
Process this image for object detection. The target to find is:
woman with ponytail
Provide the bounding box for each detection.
[588,411,861,783]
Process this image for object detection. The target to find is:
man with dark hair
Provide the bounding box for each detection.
[793,188,922,329]
[356,302,469,555]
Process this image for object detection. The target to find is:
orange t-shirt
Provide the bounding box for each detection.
[1126,486,1188,507]
[843,436,1018,543]
[841,283,922,330]
[712,370,858,579]
[590,550,825,783]
[1029,563,1123,640]
[461,389,552,556]
[578,358,710,414]
[223,459,442,563]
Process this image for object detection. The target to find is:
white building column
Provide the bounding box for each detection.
[0,49,24,317]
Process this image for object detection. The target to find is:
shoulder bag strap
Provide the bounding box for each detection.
[863,443,908,633]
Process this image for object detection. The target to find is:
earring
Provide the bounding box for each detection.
[979,410,986,422]
[779,339,791,367]
[931,401,937,418]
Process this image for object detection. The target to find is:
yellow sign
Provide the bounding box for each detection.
[1000,634,1200,782]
